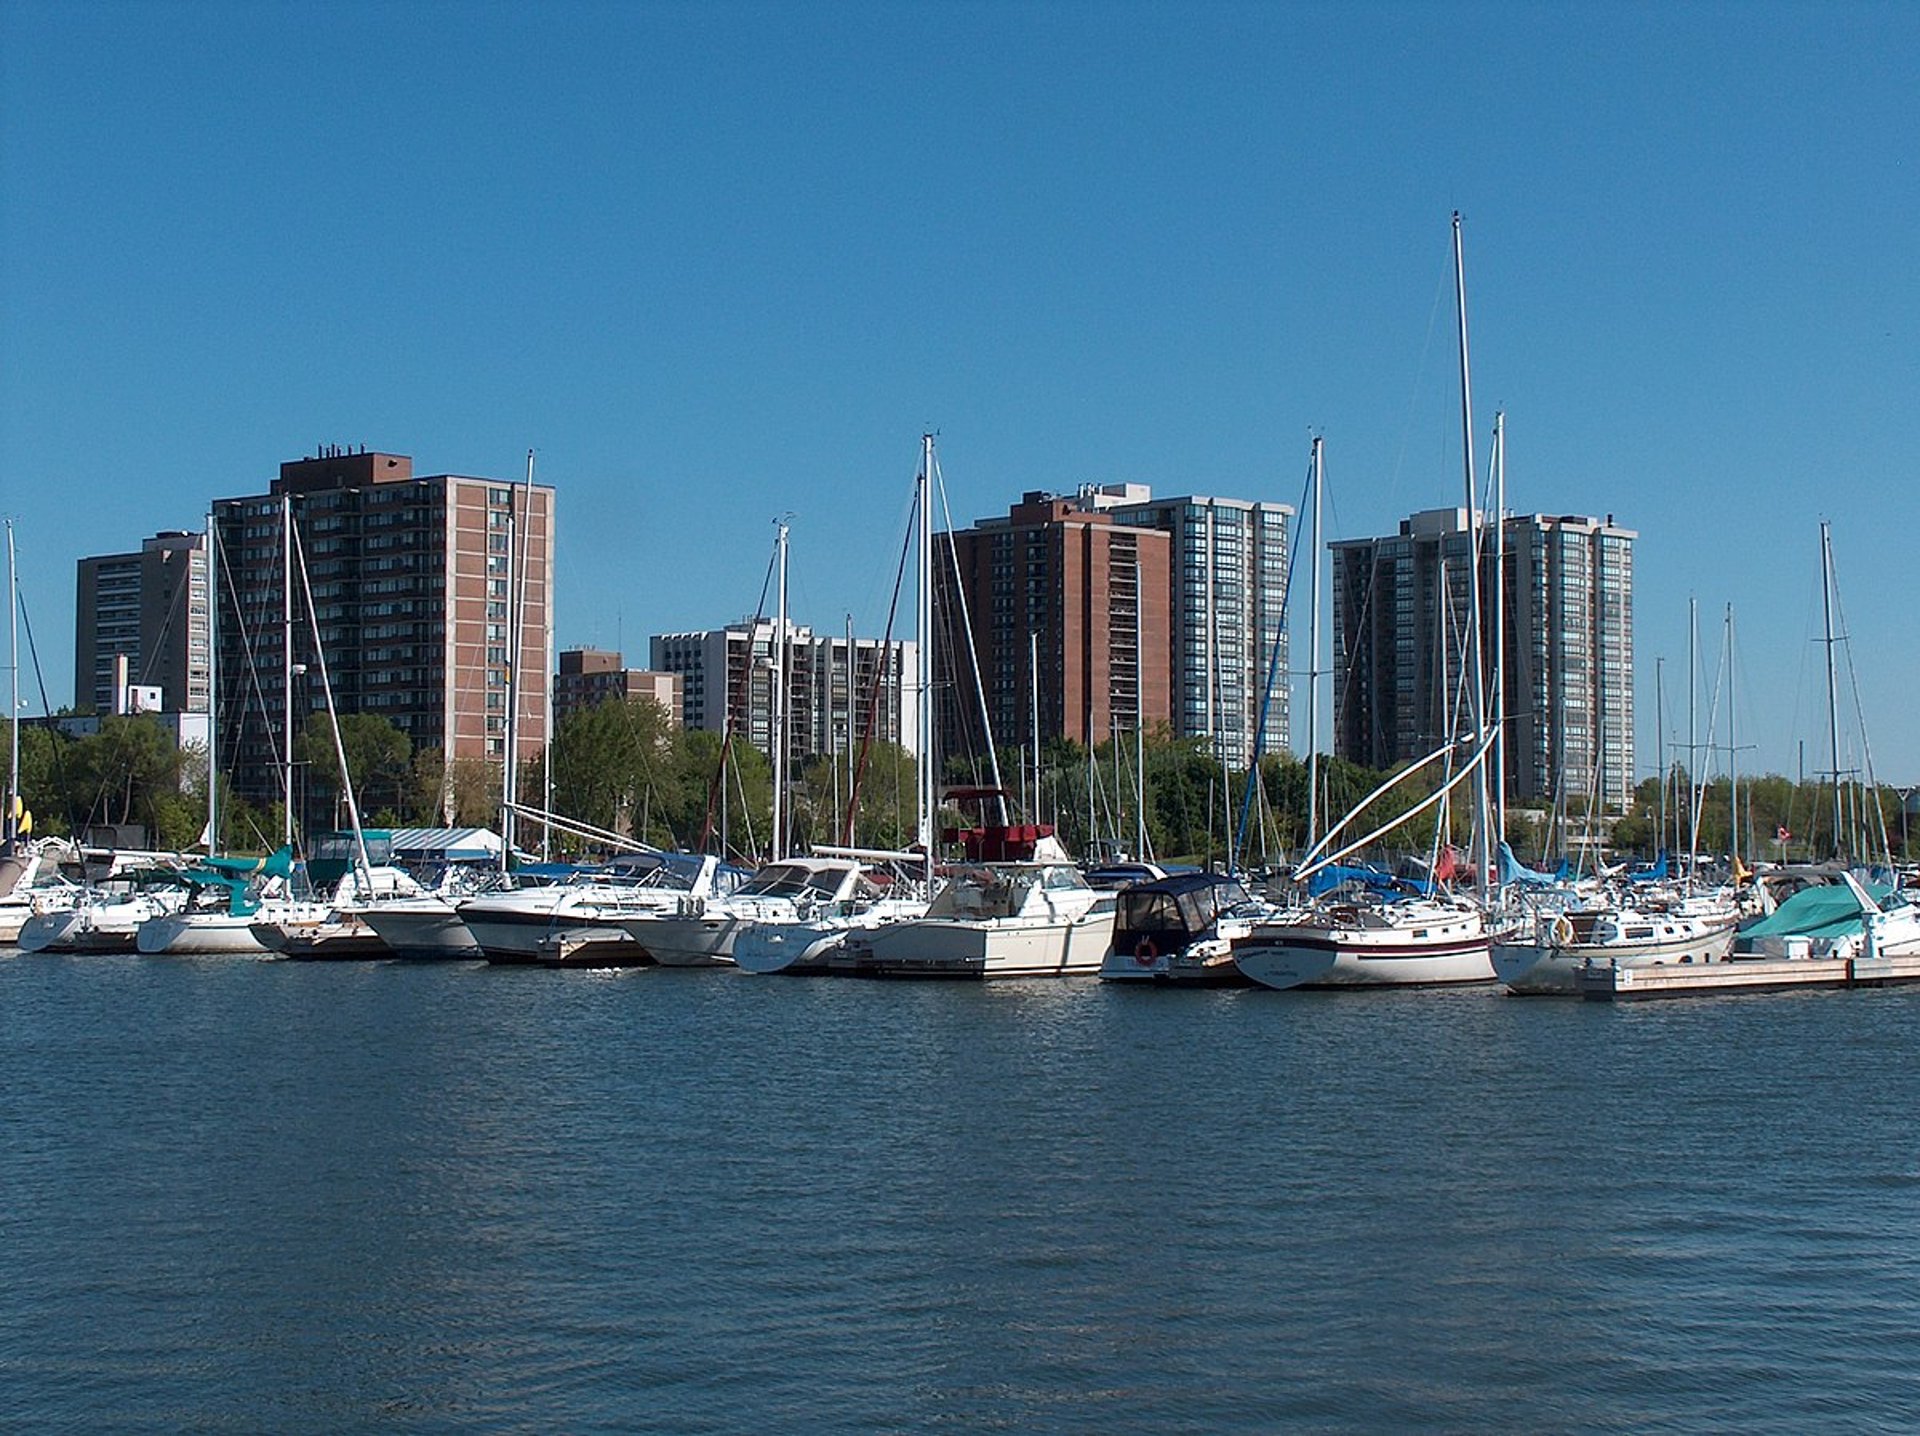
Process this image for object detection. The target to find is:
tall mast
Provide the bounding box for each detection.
[916,435,936,888]
[1655,655,1666,856]
[281,493,295,850]
[5,520,17,846]
[1307,436,1323,853]
[1687,596,1698,865]
[771,517,790,862]
[1452,211,1490,901]
[1491,413,1506,860]
[1726,603,1739,871]
[1821,520,1843,859]
[1029,630,1042,824]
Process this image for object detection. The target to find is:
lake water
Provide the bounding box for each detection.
[3,952,1918,1433]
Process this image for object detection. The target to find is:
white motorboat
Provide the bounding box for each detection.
[1099,872,1276,987]
[18,877,190,954]
[1491,900,1738,994]
[1233,892,1492,990]
[834,840,1115,979]
[459,850,734,966]
[626,856,900,968]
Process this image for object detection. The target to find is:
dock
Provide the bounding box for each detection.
[1577,952,1920,1001]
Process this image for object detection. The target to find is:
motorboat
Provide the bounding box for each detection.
[1099,872,1272,986]
[833,837,1115,979]
[627,856,908,968]
[459,850,737,966]
[1491,898,1738,994]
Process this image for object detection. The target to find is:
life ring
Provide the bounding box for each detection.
[1552,915,1575,947]
[1134,936,1160,967]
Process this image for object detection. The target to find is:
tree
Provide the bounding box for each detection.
[293,713,414,829]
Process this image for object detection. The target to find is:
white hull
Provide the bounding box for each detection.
[136,911,272,955]
[1493,923,1736,995]
[842,908,1116,979]
[358,899,482,959]
[1099,936,1249,985]
[18,893,184,953]
[623,913,739,967]
[1235,905,1492,990]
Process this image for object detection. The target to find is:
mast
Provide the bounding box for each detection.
[1726,603,1739,872]
[1821,520,1843,860]
[281,493,295,850]
[771,517,789,862]
[1655,656,1666,857]
[1687,596,1698,868]
[1491,413,1506,862]
[1451,211,1490,901]
[1134,605,1146,860]
[1029,630,1041,824]
[5,520,16,847]
[1307,436,1323,853]
[916,435,936,888]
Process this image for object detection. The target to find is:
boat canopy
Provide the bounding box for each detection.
[1739,882,1888,941]
[1116,873,1250,940]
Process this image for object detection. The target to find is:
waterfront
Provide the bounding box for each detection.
[4,953,1918,1433]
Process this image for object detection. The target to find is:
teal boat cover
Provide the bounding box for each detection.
[1741,882,1890,940]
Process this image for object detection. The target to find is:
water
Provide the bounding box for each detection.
[4,954,1919,1433]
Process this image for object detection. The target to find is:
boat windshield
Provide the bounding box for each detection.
[735,863,844,900]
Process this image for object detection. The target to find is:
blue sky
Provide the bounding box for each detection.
[3,1,1915,786]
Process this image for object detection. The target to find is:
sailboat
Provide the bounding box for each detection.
[732,447,941,975]
[1236,215,1495,991]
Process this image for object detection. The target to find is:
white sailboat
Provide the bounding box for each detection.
[1239,224,1498,992]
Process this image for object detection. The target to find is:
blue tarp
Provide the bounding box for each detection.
[1498,842,1564,888]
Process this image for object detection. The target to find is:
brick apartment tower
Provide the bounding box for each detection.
[211,449,554,811]
[937,493,1171,770]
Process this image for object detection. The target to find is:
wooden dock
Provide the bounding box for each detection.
[1577,952,1920,1001]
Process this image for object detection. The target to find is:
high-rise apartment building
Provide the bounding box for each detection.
[1330,507,1635,811]
[936,494,1171,766]
[212,449,554,807]
[649,621,917,767]
[553,648,682,728]
[1082,484,1293,767]
[74,530,210,715]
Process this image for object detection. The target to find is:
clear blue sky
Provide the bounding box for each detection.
[3,1,1915,786]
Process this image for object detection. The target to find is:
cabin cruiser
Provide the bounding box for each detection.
[458,850,737,966]
[1099,872,1273,986]
[833,836,1115,979]
[627,855,919,968]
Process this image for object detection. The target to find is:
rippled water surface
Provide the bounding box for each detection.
[4,952,1919,1432]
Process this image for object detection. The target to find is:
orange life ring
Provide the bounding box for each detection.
[1134,936,1160,966]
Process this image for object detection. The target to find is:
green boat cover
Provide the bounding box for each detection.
[1741,882,1891,941]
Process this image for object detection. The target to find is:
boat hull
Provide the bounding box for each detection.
[136,912,271,955]
[358,901,482,960]
[1493,925,1736,994]
[1235,910,1493,990]
[840,910,1116,979]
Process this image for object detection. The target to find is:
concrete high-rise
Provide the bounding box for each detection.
[649,621,917,765]
[1081,484,1293,767]
[211,448,555,808]
[74,530,210,716]
[1330,507,1636,811]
